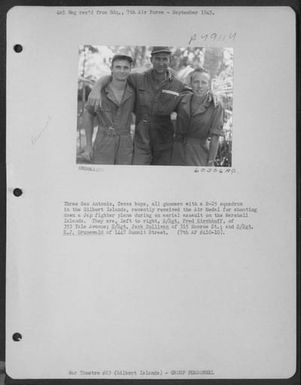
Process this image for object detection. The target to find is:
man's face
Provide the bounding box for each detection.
[151,53,170,74]
[191,72,210,97]
[111,59,131,81]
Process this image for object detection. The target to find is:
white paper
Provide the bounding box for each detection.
[6,6,296,380]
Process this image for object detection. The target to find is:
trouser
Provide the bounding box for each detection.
[170,141,185,166]
[92,130,133,165]
[132,118,174,165]
[133,142,173,165]
[183,137,209,166]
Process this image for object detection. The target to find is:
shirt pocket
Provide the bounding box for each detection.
[99,100,115,125]
[157,91,180,114]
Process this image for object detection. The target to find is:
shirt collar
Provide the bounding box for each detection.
[149,68,173,82]
[104,82,134,105]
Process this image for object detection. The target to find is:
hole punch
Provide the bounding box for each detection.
[12,333,22,342]
[14,44,23,53]
[13,188,23,197]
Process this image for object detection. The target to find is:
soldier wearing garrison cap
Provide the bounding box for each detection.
[88,46,189,165]
[151,46,172,55]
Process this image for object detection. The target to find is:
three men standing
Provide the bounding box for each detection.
[82,46,224,167]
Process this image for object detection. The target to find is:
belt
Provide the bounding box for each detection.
[99,127,130,137]
[185,136,208,145]
[140,115,171,124]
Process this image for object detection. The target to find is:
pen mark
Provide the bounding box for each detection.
[31,116,52,145]
[188,33,197,45]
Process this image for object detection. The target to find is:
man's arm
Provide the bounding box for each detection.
[207,135,220,166]
[126,73,137,89]
[173,92,192,141]
[81,109,95,161]
[87,75,111,111]
[208,102,225,166]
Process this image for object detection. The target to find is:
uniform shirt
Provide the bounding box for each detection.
[128,69,186,122]
[127,70,188,148]
[176,93,224,142]
[86,82,135,135]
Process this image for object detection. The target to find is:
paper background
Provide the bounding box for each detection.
[6,6,296,379]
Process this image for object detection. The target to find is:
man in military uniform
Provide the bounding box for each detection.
[88,47,189,165]
[82,53,135,165]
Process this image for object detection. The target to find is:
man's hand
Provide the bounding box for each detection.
[87,75,111,112]
[87,87,101,112]
[81,144,93,162]
[209,91,219,107]
[104,127,116,137]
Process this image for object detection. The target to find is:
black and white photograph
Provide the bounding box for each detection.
[76,45,233,166]
[4,5,297,382]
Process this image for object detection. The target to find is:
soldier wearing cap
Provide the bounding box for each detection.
[82,53,135,164]
[88,46,188,165]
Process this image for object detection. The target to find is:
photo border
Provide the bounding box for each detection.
[1,1,299,384]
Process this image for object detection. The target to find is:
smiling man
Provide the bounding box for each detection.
[82,53,135,164]
[173,69,224,166]
[88,47,189,165]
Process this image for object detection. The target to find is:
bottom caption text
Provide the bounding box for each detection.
[68,369,215,377]
[63,200,258,237]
